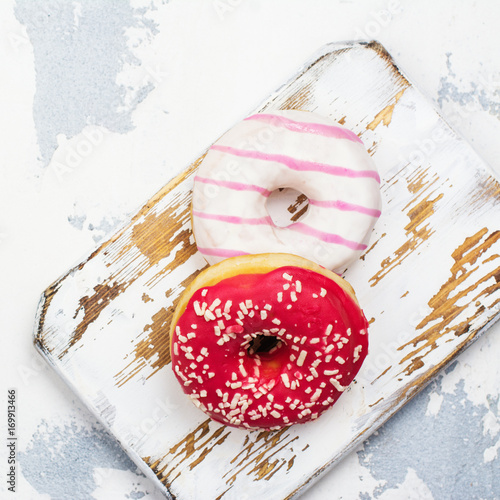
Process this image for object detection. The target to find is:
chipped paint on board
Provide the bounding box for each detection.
[34,41,500,500]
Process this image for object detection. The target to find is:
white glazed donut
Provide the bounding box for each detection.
[191,110,382,271]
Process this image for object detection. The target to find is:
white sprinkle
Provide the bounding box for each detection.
[260,310,267,320]
[286,304,292,310]
[325,324,333,336]
[333,333,341,342]
[283,283,290,290]
[325,355,332,363]
[204,309,216,321]
[297,350,307,367]
[315,351,322,357]
[200,347,208,356]
[346,328,352,336]
[320,288,327,297]
[324,369,339,376]
[201,289,208,297]
[239,302,248,315]
[325,344,335,353]
[270,410,281,418]
[360,328,367,335]
[191,324,197,329]
[283,272,293,281]
[295,280,302,293]
[290,291,298,302]
[305,387,312,394]
[196,355,204,363]
[236,318,244,326]
[312,293,319,298]
[277,292,283,302]
[312,359,321,368]
[310,338,320,344]
[224,300,232,313]
[217,338,225,346]
[301,336,307,344]
[264,304,272,311]
[311,388,322,402]
[209,298,221,311]
[194,301,203,316]
[215,308,222,318]
[237,310,245,320]
[200,390,207,398]
[249,310,255,318]
[310,367,319,378]
[214,326,221,336]
[217,319,225,330]
[335,356,346,365]
[353,345,363,362]
[187,332,196,339]
[245,299,253,309]
[293,336,300,343]
[173,342,179,356]
[239,364,248,377]
[208,372,215,378]
[272,318,281,325]
[330,378,346,392]
[230,393,241,409]
[178,335,188,343]
[189,362,197,370]
[281,373,290,388]
[341,337,349,344]
[231,381,242,389]
[337,342,344,349]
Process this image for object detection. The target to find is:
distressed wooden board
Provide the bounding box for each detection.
[34,41,500,499]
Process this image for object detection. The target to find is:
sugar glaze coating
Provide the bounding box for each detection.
[192,110,382,271]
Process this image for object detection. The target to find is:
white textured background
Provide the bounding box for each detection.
[1,1,499,499]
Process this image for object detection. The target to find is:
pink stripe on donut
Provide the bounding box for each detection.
[194,209,366,251]
[196,176,380,217]
[245,113,363,144]
[193,210,274,226]
[194,175,272,197]
[210,144,381,183]
[197,247,249,258]
[308,199,381,217]
[290,222,368,251]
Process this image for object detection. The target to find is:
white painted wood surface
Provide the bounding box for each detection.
[34,42,500,499]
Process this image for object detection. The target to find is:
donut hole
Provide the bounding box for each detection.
[266,187,309,228]
[247,334,283,357]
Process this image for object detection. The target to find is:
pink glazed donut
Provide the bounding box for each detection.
[191,110,382,271]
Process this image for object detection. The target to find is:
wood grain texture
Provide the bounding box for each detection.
[34,41,500,499]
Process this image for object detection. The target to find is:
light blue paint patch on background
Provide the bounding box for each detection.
[15,0,158,166]
[88,216,126,243]
[18,419,148,500]
[437,53,500,119]
[358,363,500,500]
